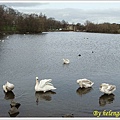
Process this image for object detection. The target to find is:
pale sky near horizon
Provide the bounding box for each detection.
[0,1,120,24]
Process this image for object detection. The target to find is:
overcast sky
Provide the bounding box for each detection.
[0,1,120,24]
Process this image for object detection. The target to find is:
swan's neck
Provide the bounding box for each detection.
[36,79,39,85]
[80,81,83,88]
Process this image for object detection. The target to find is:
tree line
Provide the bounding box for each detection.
[82,20,120,34]
[0,5,120,35]
[0,5,68,35]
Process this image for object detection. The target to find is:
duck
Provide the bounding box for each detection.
[3,81,14,93]
[76,78,94,88]
[10,100,21,109]
[8,106,19,117]
[99,83,116,95]
[35,77,56,93]
[63,58,70,64]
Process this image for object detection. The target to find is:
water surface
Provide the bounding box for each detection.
[0,32,120,117]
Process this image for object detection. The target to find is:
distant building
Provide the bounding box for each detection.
[66,24,77,31]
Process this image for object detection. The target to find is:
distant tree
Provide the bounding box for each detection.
[61,20,68,30]
[0,5,4,32]
[76,23,85,31]
[1,4,120,35]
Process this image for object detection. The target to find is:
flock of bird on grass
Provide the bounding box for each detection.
[2,58,116,95]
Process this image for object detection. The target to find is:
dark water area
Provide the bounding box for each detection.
[0,32,120,117]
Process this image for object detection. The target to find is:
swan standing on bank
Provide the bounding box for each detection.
[63,59,70,64]
[3,81,14,93]
[77,78,94,88]
[35,77,56,93]
[99,83,116,95]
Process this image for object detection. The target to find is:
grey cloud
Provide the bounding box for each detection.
[0,3,49,8]
[1,3,120,24]
[23,8,120,24]
[38,8,120,24]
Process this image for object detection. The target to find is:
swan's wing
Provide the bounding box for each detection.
[45,82,54,86]
[6,81,14,88]
[82,80,93,85]
[3,85,7,92]
[100,83,109,89]
[66,59,70,62]
[108,85,116,91]
[6,82,14,91]
[39,79,52,88]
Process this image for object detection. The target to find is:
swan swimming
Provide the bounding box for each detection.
[76,78,94,88]
[3,81,14,93]
[63,58,70,64]
[35,77,56,93]
[99,83,116,95]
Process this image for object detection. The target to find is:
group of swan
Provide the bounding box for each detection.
[62,58,116,94]
[3,78,116,95]
[76,79,116,95]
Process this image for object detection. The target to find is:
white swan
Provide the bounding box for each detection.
[3,81,14,93]
[35,77,56,93]
[63,58,70,64]
[76,78,94,88]
[99,83,116,95]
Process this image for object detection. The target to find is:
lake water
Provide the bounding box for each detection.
[0,32,120,118]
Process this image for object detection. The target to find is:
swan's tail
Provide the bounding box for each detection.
[51,86,56,90]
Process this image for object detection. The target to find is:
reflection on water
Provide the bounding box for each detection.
[62,63,70,69]
[0,35,4,39]
[8,107,20,117]
[62,113,74,117]
[4,91,15,100]
[35,91,56,105]
[0,32,120,117]
[3,91,21,117]
[8,100,21,117]
[10,100,21,109]
[99,94,115,106]
[76,87,93,96]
